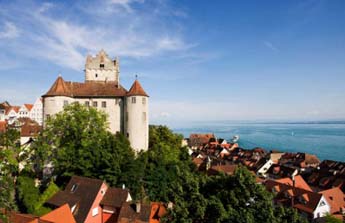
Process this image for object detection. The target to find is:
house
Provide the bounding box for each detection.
[266,164,298,179]
[46,176,166,223]
[149,202,167,223]
[256,158,274,178]
[18,104,33,119]
[319,187,345,216]
[207,163,238,176]
[46,176,108,223]
[5,106,20,124]
[100,187,132,223]
[42,50,149,152]
[188,133,215,149]
[18,118,42,145]
[280,152,320,170]
[0,102,9,121]
[29,98,43,126]
[0,203,76,223]
[275,175,313,192]
[265,180,331,220]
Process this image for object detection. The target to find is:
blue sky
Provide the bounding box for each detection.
[0,0,344,125]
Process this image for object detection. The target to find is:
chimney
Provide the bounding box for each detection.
[136,202,141,213]
[167,202,173,209]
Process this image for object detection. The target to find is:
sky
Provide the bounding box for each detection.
[0,0,345,126]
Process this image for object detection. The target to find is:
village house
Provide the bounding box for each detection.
[265,178,330,220]
[0,203,76,223]
[0,99,43,126]
[46,176,166,223]
[265,175,345,221]
[188,133,215,149]
[305,160,345,193]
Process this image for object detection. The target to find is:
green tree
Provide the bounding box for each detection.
[324,214,343,223]
[17,176,59,215]
[33,103,135,187]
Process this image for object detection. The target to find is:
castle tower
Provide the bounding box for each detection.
[125,79,149,152]
[85,49,120,84]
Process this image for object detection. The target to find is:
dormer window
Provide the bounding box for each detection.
[71,184,78,193]
[100,64,104,69]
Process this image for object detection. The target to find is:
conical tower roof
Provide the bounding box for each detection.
[127,79,148,97]
[43,75,71,97]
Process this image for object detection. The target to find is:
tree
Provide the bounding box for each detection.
[324,214,343,223]
[16,176,59,215]
[32,103,135,187]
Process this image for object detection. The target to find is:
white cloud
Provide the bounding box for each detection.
[0,21,19,39]
[0,1,194,71]
[108,0,145,13]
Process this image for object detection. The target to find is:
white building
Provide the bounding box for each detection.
[42,50,149,152]
[30,98,43,125]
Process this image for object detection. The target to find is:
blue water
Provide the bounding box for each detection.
[173,123,345,162]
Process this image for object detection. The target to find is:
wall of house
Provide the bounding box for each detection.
[30,98,43,125]
[125,95,149,152]
[257,159,274,177]
[313,196,330,219]
[84,182,108,223]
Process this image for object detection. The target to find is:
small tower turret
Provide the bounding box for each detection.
[125,78,149,152]
[85,50,120,84]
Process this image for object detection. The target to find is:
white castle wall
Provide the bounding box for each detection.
[85,69,119,83]
[44,96,123,134]
[43,96,74,123]
[125,96,149,152]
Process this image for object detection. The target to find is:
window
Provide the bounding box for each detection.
[142,112,146,121]
[93,101,98,107]
[46,114,50,119]
[115,98,120,105]
[64,100,69,106]
[319,200,326,207]
[92,207,98,217]
[102,101,106,108]
[95,73,98,78]
[142,98,146,105]
[131,97,136,104]
[100,64,104,69]
[85,101,90,107]
[101,189,105,195]
[71,184,78,193]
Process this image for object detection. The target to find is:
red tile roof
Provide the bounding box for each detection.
[40,204,76,223]
[319,187,345,214]
[5,106,20,115]
[127,79,149,97]
[46,176,104,223]
[150,202,166,223]
[275,175,313,192]
[43,76,128,98]
[265,180,323,214]
[100,188,130,208]
[24,104,34,111]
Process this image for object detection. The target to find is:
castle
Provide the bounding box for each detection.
[42,50,149,152]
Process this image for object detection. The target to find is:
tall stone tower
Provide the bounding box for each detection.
[85,49,120,84]
[125,79,149,151]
